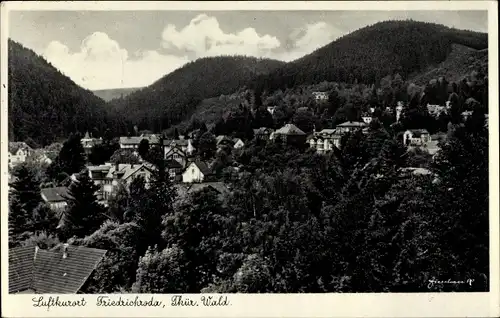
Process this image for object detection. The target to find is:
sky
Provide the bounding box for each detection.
[9,10,488,91]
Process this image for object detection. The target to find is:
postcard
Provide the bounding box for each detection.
[1,1,498,317]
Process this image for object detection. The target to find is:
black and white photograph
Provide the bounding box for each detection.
[2,1,496,305]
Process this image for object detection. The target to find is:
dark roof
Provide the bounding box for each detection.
[41,187,71,203]
[163,139,189,147]
[406,129,430,136]
[165,159,183,169]
[8,142,31,154]
[9,246,36,293]
[9,245,107,294]
[191,161,213,175]
[186,182,230,195]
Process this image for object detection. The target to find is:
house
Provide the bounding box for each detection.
[403,129,431,147]
[253,127,274,141]
[9,244,106,294]
[361,113,373,124]
[182,161,214,183]
[164,138,194,168]
[119,135,160,150]
[8,142,32,168]
[233,138,245,149]
[87,164,113,200]
[41,187,71,212]
[336,121,368,134]
[165,159,184,182]
[81,131,103,156]
[271,123,307,146]
[102,163,154,200]
[308,129,342,153]
[312,91,328,101]
[266,106,276,115]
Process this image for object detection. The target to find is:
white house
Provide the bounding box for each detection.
[182,161,214,183]
[267,106,276,115]
[308,129,342,154]
[312,92,329,101]
[102,163,154,201]
[8,142,32,168]
[81,131,103,155]
[336,121,367,134]
[361,114,373,124]
[233,138,245,149]
[403,129,431,146]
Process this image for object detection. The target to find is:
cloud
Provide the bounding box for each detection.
[41,16,347,90]
[42,32,189,90]
[278,22,345,62]
[161,14,281,58]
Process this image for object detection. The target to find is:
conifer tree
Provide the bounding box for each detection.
[47,134,86,181]
[61,171,106,239]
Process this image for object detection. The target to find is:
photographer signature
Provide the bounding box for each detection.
[427,278,474,289]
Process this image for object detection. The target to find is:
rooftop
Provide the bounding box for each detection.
[274,123,306,136]
[9,245,106,294]
[41,187,71,203]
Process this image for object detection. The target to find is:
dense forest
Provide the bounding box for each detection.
[252,20,488,93]
[7,40,110,147]
[7,20,488,146]
[107,56,285,132]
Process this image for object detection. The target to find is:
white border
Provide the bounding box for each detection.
[1,1,498,317]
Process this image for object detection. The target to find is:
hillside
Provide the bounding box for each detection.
[8,40,110,146]
[252,20,488,93]
[409,44,488,85]
[107,56,285,132]
[93,87,141,102]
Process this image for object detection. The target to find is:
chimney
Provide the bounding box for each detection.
[62,243,69,259]
[34,246,39,261]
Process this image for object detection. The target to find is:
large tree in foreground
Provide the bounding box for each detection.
[60,171,107,240]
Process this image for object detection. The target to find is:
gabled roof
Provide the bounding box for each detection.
[165,159,183,169]
[105,163,152,180]
[188,161,213,176]
[163,139,189,147]
[406,129,430,136]
[216,135,233,145]
[8,142,32,154]
[337,121,367,128]
[119,136,159,145]
[233,138,244,144]
[9,245,107,294]
[317,129,337,135]
[41,187,71,203]
[274,123,306,136]
[186,182,230,196]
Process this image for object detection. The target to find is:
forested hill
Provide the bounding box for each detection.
[93,87,141,102]
[8,40,110,146]
[253,20,488,93]
[107,56,285,132]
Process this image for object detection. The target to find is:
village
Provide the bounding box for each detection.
[8,91,486,217]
